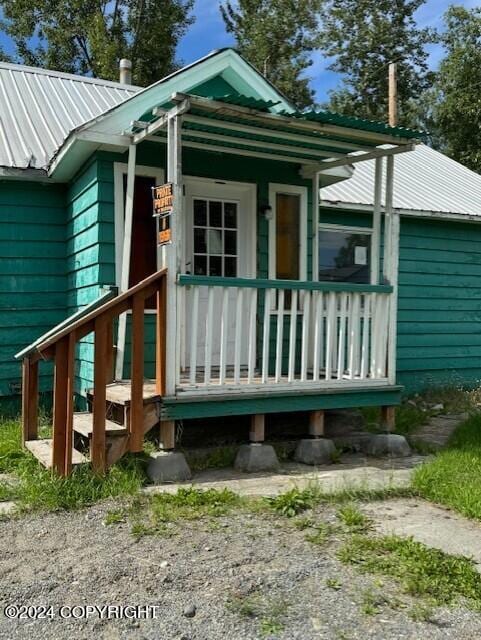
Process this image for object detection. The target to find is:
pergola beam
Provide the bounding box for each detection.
[132,99,190,145]
[318,143,415,171]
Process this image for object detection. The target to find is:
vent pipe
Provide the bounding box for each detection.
[119,59,132,85]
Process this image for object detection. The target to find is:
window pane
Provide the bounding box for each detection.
[224,202,237,228]
[194,255,207,275]
[224,257,237,277]
[209,201,222,227]
[276,193,300,280]
[318,230,371,283]
[208,229,223,255]
[224,230,237,255]
[209,256,222,276]
[194,199,207,226]
[194,228,207,254]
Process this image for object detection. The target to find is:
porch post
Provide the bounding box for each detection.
[383,156,399,384]
[371,157,383,285]
[115,143,137,380]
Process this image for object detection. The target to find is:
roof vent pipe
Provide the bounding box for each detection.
[119,59,132,85]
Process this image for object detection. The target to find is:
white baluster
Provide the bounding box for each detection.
[301,290,311,381]
[312,291,323,382]
[325,292,336,381]
[360,293,371,380]
[262,289,272,383]
[233,288,243,384]
[219,287,229,385]
[337,293,348,380]
[204,286,214,385]
[189,286,199,385]
[275,289,285,382]
[348,293,361,379]
[288,289,298,382]
[247,288,257,384]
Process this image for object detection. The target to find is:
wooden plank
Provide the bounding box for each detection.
[105,319,114,384]
[250,414,265,443]
[73,412,127,438]
[309,410,325,437]
[21,357,38,445]
[381,405,396,432]
[64,332,76,475]
[25,439,88,469]
[130,292,145,452]
[160,420,175,450]
[156,274,167,395]
[92,316,108,473]
[52,337,69,475]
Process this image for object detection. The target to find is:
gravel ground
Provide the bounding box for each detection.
[0,501,480,640]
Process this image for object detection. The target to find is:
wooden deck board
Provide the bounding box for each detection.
[87,381,160,406]
[73,412,127,438]
[25,439,88,468]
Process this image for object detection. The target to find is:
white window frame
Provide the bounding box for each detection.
[268,183,308,283]
[317,222,374,285]
[114,162,164,314]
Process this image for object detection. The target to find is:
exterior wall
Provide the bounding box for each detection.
[320,206,481,393]
[0,180,66,406]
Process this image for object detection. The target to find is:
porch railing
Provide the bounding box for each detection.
[177,275,393,393]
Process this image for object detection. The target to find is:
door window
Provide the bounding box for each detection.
[193,198,238,277]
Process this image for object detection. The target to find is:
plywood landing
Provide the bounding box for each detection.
[87,380,160,406]
[25,439,88,469]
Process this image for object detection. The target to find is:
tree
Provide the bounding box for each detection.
[0,0,194,86]
[434,6,481,172]
[220,0,321,108]
[318,0,436,127]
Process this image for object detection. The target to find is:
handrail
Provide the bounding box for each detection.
[177,274,393,294]
[15,286,118,361]
[19,268,168,477]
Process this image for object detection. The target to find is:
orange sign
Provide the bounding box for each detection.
[153,183,174,216]
[158,228,172,245]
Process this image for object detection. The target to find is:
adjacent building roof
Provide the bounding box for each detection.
[321,143,481,218]
[0,61,138,170]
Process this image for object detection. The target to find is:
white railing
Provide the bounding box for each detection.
[177,276,393,394]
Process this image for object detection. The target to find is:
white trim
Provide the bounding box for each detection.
[268,183,308,284]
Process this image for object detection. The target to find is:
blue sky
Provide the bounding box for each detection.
[178,0,480,102]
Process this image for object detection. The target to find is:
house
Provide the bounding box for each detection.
[0,48,438,475]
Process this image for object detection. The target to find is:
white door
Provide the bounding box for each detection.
[183,178,256,374]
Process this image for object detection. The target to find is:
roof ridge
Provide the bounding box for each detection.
[0,60,140,90]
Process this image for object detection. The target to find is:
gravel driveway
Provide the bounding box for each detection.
[0,500,480,640]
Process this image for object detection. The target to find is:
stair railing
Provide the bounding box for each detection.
[15,268,168,476]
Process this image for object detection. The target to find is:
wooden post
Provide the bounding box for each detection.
[388,62,397,127]
[92,316,108,473]
[130,292,145,452]
[52,338,69,475]
[250,414,265,443]
[63,332,76,475]
[160,420,175,450]
[381,406,396,433]
[371,157,383,285]
[105,318,114,384]
[21,358,38,445]
[309,410,325,438]
[156,275,167,396]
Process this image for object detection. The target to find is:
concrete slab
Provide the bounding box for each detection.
[147,451,192,484]
[294,438,336,465]
[0,501,17,516]
[234,444,280,473]
[364,498,481,571]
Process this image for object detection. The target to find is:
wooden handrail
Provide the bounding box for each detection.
[19,268,168,476]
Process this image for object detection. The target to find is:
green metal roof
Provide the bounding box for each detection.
[210,93,426,140]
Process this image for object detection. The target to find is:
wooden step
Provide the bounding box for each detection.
[73,412,127,438]
[25,439,88,469]
[88,380,160,406]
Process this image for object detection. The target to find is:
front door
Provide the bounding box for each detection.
[183,178,256,373]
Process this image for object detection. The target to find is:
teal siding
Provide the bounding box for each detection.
[320,206,481,392]
[0,181,66,399]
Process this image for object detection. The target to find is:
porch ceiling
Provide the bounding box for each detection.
[127,92,425,169]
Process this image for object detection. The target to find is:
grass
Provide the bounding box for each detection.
[336,504,372,533]
[338,534,481,608]
[226,592,287,637]
[413,413,481,520]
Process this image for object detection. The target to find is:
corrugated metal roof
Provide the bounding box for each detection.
[0,61,139,170]
[321,144,481,217]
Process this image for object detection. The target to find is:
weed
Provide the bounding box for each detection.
[336,504,372,533]
[104,508,126,525]
[292,516,314,530]
[226,592,287,636]
[185,446,237,472]
[260,617,284,636]
[338,534,481,607]
[305,523,333,545]
[360,589,382,616]
[408,601,436,623]
[326,577,342,590]
[265,486,319,517]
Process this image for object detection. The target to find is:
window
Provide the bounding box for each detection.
[318,227,371,284]
[126,175,157,307]
[193,198,238,277]
[275,193,300,280]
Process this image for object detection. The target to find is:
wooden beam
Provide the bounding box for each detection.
[309,410,325,438]
[130,292,145,452]
[64,332,76,475]
[160,420,175,450]
[105,318,114,384]
[389,62,398,127]
[21,358,38,445]
[156,275,167,396]
[92,316,108,473]
[52,338,69,475]
[250,414,265,443]
[381,406,396,433]
[319,142,414,172]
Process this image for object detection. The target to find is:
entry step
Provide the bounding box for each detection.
[25,439,88,469]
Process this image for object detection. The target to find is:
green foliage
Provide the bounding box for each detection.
[220,0,321,108]
[227,592,287,637]
[338,534,481,607]
[0,0,194,85]
[265,486,318,517]
[318,0,436,127]
[434,6,481,172]
[336,504,372,533]
[304,522,333,545]
[185,446,237,472]
[413,413,481,520]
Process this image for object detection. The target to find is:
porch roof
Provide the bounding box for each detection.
[128,92,425,169]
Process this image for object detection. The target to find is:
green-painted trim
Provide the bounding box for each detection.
[160,386,403,420]
[178,274,393,294]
